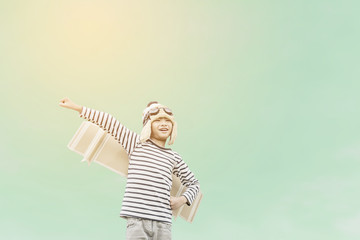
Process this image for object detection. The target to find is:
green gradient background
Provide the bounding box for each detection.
[1,0,360,239]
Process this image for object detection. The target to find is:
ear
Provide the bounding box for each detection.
[168,121,177,145]
[140,121,151,143]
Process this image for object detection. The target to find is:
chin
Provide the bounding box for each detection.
[160,135,170,141]
[158,132,170,138]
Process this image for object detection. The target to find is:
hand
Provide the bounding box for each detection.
[170,196,187,210]
[59,97,82,113]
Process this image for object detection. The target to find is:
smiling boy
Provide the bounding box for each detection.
[59,98,200,240]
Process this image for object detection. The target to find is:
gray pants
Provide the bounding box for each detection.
[126,217,172,240]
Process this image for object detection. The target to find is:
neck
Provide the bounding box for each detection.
[149,137,166,147]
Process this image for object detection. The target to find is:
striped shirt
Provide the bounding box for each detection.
[79,106,200,224]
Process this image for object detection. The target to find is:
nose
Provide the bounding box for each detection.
[160,119,169,126]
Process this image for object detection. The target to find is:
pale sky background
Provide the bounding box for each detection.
[1,0,360,239]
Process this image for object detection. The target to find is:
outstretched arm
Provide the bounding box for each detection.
[59,97,140,156]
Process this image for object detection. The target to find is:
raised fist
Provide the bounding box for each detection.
[59,97,82,112]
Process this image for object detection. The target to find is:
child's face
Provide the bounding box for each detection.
[150,117,173,142]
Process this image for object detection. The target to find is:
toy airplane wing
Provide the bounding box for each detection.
[67,120,203,223]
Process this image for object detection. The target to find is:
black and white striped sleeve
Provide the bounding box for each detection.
[79,106,140,156]
[172,154,200,206]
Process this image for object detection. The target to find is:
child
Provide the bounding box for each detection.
[59,97,200,240]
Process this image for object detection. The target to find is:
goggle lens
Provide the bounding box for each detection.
[163,108,173,115]
[143,107,173,125]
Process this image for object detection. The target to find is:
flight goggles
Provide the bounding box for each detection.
[143,107,173,125]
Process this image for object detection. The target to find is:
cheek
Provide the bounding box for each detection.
[151,123,158,131]
[151,122,161,131]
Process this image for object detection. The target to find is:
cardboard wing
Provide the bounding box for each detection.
[67,121,202,223]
